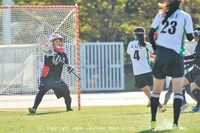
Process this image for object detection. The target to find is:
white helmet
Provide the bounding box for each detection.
[49,34,63,43]
[49,34,65,54]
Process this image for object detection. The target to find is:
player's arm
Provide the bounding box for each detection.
[148,28,157,51]
[150,52,156,62]
[185,14,198,41]
[44,55,56,68]
[186,33,194,41]
[146,42,156,62]
[146,42,154,53]
[126,42,131,55]
[148,13,160,52]
[63,53,69,65]
[41,55,54,77]
[62,53,74,73]
[186,29,200,41]
[126,43,134,73]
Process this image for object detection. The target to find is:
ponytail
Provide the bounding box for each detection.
[137,34,146,47]
[158,1,181,24]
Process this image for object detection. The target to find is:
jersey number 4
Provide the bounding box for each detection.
[161,21,177,34]
[134,50,140,60]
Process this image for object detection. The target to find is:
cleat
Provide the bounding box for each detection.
[28,107,36,113]
[151,121,156,129]
[182,103,189,108]
[172,124,179,130]
[67,109,73,112]
[189,106,200,113]
[162,104,167,108]
[181,103,189,113]
[147,100,151,107]
[158,105,167,113]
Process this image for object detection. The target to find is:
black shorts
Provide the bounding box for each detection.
[134,72,153,88]
[152,46,184,79]
[39,77,70,99]
[185,67,200,83]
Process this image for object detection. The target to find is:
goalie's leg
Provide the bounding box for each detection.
[53,81,73,111]
[28,86,48,113]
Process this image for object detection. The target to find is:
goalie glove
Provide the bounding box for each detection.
[52,53,61,65]
[67,66,73,73]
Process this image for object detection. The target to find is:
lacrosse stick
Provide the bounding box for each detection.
[38,34,81,80]
[38,34,55,55]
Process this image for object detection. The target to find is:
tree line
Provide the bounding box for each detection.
[3,0,200,63]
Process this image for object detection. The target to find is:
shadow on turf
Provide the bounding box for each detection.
[136,129,171,133]
[27,111,66,115]
[117,112,150,115]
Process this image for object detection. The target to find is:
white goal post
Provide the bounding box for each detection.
[0,5,81,110]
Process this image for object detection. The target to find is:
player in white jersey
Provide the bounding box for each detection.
[148,0,198,129]
[127,27,166,112]
[127,33,153,75]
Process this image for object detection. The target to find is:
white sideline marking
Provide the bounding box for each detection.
[0,91,196,108]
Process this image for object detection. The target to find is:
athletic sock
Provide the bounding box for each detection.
[192,89,200,106]
[150,93,160,122]
[182,89,187,105]
[173,94,183,125]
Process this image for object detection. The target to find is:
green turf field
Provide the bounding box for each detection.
[0,105,199,133]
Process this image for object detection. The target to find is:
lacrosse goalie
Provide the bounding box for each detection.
[28,34,74,113]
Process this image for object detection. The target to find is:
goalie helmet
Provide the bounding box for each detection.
[49,34,64,44]
[49,34,65,54]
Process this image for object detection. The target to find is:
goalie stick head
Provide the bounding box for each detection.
[38,34,54,56]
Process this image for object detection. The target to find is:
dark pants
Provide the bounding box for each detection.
[33,77,72,110]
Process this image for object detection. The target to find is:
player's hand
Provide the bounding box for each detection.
[52,53,61,65]
[67,66,73,73]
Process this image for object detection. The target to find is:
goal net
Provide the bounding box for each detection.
[0,5,80,110]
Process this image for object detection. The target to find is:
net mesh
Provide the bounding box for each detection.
[38,34,54,55]
[0,6,80,109]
